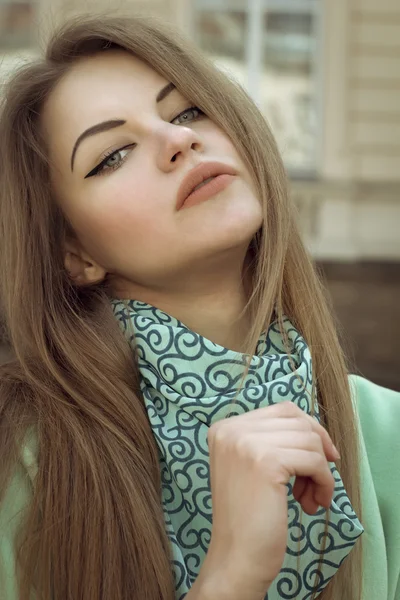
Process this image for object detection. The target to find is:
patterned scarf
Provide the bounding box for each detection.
[111,299,363,600]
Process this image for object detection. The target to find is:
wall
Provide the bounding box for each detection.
[349,0,400,182]
[303,0,400,261]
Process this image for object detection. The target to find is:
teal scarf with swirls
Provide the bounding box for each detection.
[111,298,363,600]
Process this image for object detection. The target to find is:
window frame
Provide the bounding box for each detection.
[192,0,325,179]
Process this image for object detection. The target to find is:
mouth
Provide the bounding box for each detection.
[176,161,238,211]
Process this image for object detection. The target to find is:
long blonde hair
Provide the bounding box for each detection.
[0,13,361,600]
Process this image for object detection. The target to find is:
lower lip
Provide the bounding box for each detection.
[181,174,236,210]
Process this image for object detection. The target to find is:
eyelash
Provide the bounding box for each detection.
[85,106,205,178]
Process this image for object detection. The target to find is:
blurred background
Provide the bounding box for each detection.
[0,0,399,389]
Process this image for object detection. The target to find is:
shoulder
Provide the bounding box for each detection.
[0,429,38,597]
[349,374,400,481]
[350,374,400,535]
[349,374,400,454]
[349,377,400,599]
[0,427,38,529]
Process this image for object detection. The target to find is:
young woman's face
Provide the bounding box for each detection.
[42,50,263,294]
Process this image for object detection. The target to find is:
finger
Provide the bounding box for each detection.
[255,430,325,456]
[292,475,308,503]
[272,408,339,464]
[304,417,340,464]
[224,403,338,460]
[298,480,322,514]
[210,405,339,464]
[236,417,314,434]
[226,401,304,423]
[274,411,339,464]
[293,477,326,515]
[279,449,335,509]
[231,424,339,464]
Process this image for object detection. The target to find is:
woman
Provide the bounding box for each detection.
[0,13,398,600]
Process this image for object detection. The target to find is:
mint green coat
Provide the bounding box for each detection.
[0,375,399,598]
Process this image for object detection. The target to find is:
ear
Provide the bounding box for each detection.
[64,238,107,286]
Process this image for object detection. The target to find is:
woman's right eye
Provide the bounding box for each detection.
[85,144,135,179]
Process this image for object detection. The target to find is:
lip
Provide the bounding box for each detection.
[176,161,238,211]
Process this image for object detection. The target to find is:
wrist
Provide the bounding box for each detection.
[190,551,270,600]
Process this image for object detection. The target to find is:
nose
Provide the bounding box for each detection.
[155,123,204,172]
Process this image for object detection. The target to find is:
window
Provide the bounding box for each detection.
[193,0,323,176]
[194,9,248,89]
[0,0,36,50]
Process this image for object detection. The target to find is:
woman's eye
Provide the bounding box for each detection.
[85,145,134,178]
[104,151,124,168]
[102,147,131,171]
[171,106,204,125]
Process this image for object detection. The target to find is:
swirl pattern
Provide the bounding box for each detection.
[111,299,363,600]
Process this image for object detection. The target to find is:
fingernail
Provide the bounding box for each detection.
[332,444,341,460]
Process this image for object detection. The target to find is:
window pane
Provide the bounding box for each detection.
[261,10,318,173]
[193,9,248,89]
[0,1,36,50]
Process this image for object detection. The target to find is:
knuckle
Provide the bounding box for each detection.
[235,432,260,459]
[313,452,327,471]
[209,423,227,445]
[234,432,272,467]
[294,416,312,431]
[279,401,300,416]
[309,431,323,451]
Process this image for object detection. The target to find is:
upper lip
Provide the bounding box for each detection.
[176,161,237,210]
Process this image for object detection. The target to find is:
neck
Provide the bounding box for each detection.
[111,252,254,353]
[145,283,251,352]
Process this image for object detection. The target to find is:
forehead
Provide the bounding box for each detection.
[42,50,168,139]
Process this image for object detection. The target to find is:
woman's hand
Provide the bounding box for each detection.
[190,401,338,600]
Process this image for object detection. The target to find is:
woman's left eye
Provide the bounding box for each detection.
[171,106,205,125]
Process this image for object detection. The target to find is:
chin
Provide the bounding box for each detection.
[200,211,261,261]
[215,193,262,241]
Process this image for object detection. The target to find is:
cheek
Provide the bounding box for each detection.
[210,128,255,186]
[75,175,177,271]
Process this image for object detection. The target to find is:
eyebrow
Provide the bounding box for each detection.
[70,81,176,171]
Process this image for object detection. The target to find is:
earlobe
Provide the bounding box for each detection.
[64,250,106,285]
[81,261,107,285]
